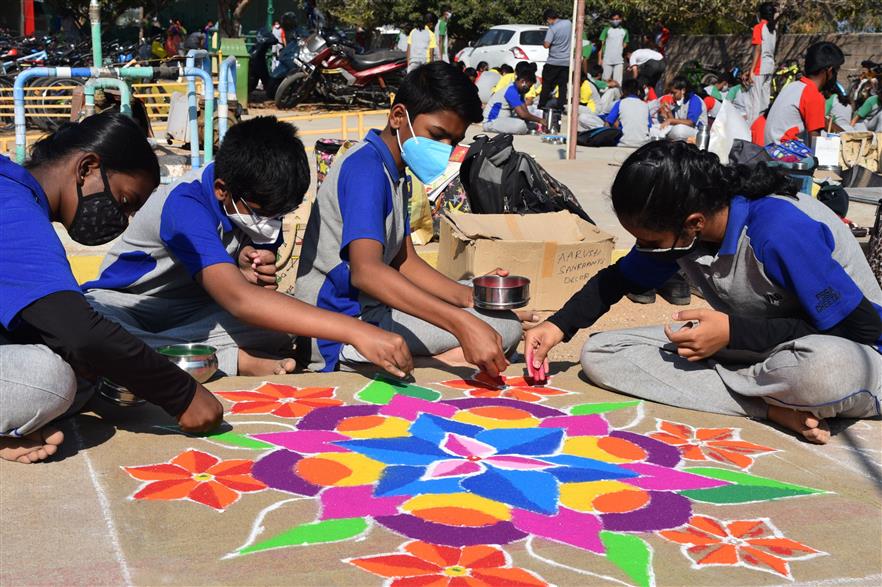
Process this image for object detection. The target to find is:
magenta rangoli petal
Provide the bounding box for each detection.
[378,395,458,420]
[319,485,407,520]
[512,507,605,553]
[442,433,496,458]
[485,455,552,470]
[539,415,609,436]
[423,459,484,479]
[620,462,731,490]
[251,430,350,453]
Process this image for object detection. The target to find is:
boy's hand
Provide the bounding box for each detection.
[663,309,730,361]
[178,384,224,433]
[351,327,414,378]
[523,321,564,372]
[453,314,509,378]
[516,310,541,331]
[238,246,278,290]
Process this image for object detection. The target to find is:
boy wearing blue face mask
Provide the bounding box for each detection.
[83,117,414,379]
[295,62,524,377]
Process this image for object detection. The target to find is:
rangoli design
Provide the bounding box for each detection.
[439,372,570,403]
[123,376,829,586]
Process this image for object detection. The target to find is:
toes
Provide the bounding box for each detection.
[42,428,64,446]
[43,443,59,457]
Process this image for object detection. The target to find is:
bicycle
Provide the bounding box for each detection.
[679,59,726,89]
[770,60,801,100]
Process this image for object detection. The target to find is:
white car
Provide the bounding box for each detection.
[455,25,550,72]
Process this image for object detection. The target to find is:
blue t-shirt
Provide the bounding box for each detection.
[84,164,276,299]
[294,130,412,371]
[0,156,81,330]
[485,84,525,123]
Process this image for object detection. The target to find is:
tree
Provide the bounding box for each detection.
[218,0,254,37]
[45,0,174,27]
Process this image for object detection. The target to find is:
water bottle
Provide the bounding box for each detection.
[695,122,710,151]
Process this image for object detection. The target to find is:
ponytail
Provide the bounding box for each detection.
[611,141,796,233]
[27,112,159,185]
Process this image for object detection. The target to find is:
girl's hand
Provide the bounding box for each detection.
[523,321,565,372]
[663,309,730,361]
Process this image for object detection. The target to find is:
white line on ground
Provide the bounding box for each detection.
[70,419,134,587]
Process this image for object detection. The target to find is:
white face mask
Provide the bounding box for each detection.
[225,198,283,245]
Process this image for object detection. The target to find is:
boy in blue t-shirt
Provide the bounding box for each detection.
[295,63,523,376]
[483,69,544,134]
[84,117,412,378]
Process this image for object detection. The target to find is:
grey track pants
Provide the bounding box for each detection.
[581,326,882,420]
[0,335,77,437]
[483,118,530,135]
[85,289,293,376]
[341,306,522,364]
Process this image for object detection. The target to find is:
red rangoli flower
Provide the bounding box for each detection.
[347,540,548,586]
[124,449,266,511]
[659,515,824,579]
[439,372,569,403]
[215,383,342,418]
[649,420,776,469]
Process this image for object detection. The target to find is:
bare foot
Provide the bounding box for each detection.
[238,349,297,376]
[431,347,471,368]
[0,427,64,463]
[767,405,831,444]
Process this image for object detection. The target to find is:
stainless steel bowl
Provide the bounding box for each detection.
[98,378,146,407]
[157,343,219,383]
[472,275,531,310]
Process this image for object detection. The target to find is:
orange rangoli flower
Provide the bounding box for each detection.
[649,420,776,469]
[348,540,547,587]
[439,372,569,403]
[214,382,342,418]
[659,515,824,579]
[124,449,266,511]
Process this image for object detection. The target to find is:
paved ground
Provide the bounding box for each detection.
[2,107,881,587]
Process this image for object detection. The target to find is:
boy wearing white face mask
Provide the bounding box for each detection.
[83,117,414,379]
[294,63,525,378]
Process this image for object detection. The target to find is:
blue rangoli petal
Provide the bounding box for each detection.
[475,427,564,456]
[543,454,639,479]
[408,413,484,445]
[335,437,448,466]
[374,465,463,497]
[461,466,559,515]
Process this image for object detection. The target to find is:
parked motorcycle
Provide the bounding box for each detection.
[274,32,406,109]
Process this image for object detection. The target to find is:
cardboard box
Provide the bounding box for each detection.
[438,211,616,311]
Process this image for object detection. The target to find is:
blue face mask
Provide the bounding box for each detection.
[396,110,453,184]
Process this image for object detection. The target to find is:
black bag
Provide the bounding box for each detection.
[459,134,594,223]
[817,184,849,218]
[867,199,882,286]
[577,127,622,147]
[729,138,772,167]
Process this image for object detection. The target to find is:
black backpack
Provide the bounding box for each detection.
[459,134,595,224]
[576,127,622,147]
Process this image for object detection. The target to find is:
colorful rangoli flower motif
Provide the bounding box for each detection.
[347,540,547,587]
[659,515,825,579]
[439,373,569,403]
[649,420,776,469]
[124,449,266,511]
[214,383,342,418]
[248,396,729,552]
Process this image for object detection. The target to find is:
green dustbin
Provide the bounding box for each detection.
[220,38,250,107]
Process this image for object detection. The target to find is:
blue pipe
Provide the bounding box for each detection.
[181,67,215,167]
[14,67,95,163]
[218,56,237,142]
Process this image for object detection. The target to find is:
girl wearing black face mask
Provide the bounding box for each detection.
[525,141,882,446]
[0,112,223,464]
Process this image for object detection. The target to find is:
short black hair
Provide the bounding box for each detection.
[590,64,603,78]
[611,11,623,18]
[498,64,514,75]
[392,61,483,124]
[464,67,477,79]
[214,116,309,217]
[805,41,844,75]
[517,70,537,85]
[671,75,691,93]
[621,78,640,97]
[476,61,488,71]
[515,61,537,76]
[543,8,559,20]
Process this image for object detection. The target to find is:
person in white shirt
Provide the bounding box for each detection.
[627,47,665,97]
[598,11,628,84]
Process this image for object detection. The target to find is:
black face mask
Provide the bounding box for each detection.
[67,166,129,246]
[824,68,839,93]
[635,233,701,262]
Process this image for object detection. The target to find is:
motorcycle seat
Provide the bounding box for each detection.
[350,49,406,71]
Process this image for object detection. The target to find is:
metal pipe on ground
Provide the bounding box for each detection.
[218,56,237,142]
[13,67,94,163]
[84,78,132,117]
[181,67,215,167]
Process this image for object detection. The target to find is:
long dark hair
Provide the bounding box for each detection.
[758,2,777,33]
[26,112,159,185]
[611,142,795,233]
